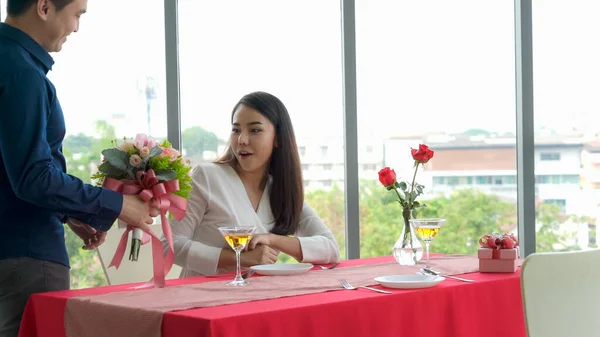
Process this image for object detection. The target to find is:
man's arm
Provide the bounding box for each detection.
[0,70,121,231]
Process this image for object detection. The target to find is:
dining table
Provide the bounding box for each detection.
[18,254,526,337]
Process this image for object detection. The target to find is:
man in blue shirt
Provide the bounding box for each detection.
[0,1,159,335]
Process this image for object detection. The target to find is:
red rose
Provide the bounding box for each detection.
[378,167,397,187]
[411,144,434,163]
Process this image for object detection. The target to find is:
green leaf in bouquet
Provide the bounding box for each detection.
[98,161,127,178]
[125,167,137,179]
[148,146,163,158]
[91,172,105,186]
[171,158,193,199]
[102,148,129,170]
[149,155,171,170]
[154,169,177,181]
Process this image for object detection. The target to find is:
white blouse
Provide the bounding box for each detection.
[167,162,340,277]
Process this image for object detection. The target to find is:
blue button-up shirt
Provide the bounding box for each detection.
[0,23,123,267]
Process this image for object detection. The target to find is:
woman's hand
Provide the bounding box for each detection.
[248,233,304,262]
[247,233,274,250]
[241,244,278,267]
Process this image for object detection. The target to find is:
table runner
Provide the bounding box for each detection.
[64,255,497,337]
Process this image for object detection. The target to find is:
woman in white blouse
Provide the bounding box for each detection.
[168,91,340,277]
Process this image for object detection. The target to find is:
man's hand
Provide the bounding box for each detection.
[66,218,107,250]
[241,244,278,267]
[118,195,159,232]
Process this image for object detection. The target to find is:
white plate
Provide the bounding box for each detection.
[374,274,445,289]
[250,263,314,276]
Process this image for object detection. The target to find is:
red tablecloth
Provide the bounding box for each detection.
[19,255,526,337]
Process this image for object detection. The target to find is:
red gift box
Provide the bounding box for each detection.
[477,233,519,273]
[478,247,519,273]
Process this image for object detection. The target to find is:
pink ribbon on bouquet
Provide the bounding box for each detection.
[102,169,187,288]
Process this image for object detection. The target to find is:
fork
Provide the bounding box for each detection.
[318,262,340,270]
[339,279,392,294]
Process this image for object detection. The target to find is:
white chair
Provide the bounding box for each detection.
[520,249,600,337]
[97,224,182,285]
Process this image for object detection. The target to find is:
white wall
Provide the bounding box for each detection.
[534,147,582,175]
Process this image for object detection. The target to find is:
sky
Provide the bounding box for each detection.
[1,0,599,142]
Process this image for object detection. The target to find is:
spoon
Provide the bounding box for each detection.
[421,268,475,283]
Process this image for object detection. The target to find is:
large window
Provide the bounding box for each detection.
[177,0,346,260]
[533,0,600,252]
[49,0,167,288]
[356,0,518,258]
[1,0,6,21]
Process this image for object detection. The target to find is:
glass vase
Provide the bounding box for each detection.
[392,208,424,265]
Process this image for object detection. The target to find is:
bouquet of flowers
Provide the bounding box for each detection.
[92,134,192,286]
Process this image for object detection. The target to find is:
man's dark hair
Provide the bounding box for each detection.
[7,0,75,17]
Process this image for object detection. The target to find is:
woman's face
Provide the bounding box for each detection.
[230,105,277,176]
